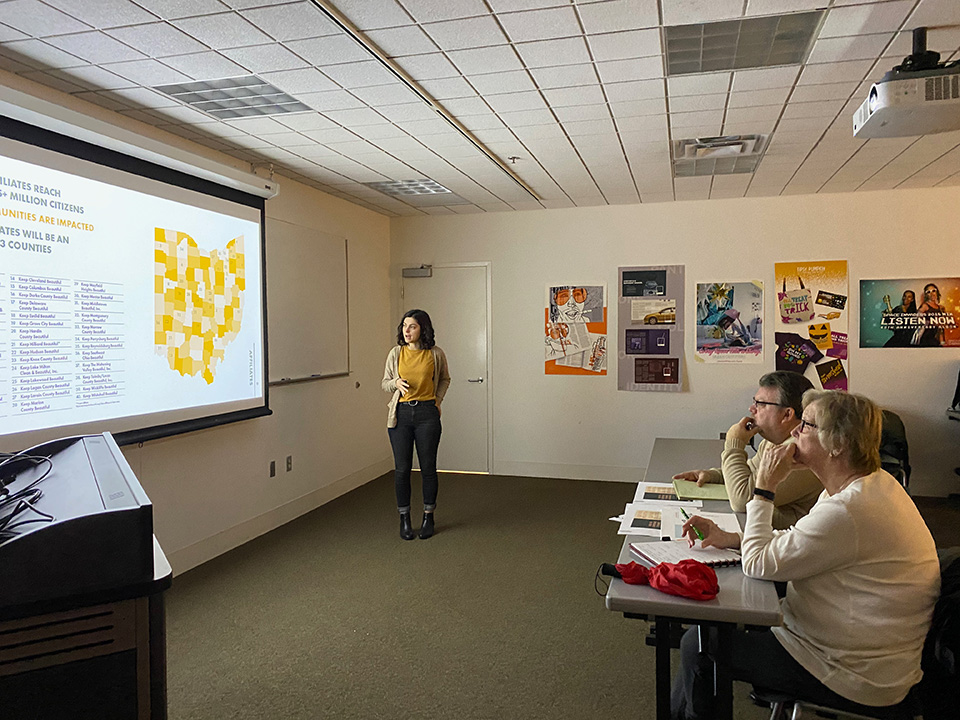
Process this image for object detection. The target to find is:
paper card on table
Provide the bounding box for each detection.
[694,511,742,535]
[636,482,703,507]
[672,479,730,501]
[618,502,669,536]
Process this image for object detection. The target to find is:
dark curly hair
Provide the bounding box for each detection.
[396,309,436,349]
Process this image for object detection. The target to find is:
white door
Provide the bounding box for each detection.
[401,264,489,473]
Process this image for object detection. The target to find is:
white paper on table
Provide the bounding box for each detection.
[618,501,670,537]
[634,482,703,508]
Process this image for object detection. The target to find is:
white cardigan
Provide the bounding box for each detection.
[741,469,939,707]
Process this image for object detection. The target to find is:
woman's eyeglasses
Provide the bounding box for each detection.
[798,418,819,433]
[555,287,587,305]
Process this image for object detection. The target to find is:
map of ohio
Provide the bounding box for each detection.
[154,228,245,384]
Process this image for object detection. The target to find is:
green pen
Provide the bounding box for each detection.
[680,508,704,541]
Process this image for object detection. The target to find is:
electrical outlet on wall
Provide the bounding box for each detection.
[286,455,292,472]
[270,460,276,477]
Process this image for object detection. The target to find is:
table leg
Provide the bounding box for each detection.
[655,617,672,720]
[714,623,734,720]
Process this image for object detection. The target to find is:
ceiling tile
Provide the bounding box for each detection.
[322,107,389,126]
[596,56,663,82]
[907,0,960,28]
[604,78,664,102]
[667,71,730,97]
[553,103,611,122]
[563,117,616,136]
[807,34,893,65]
[745,0,824,15]
[421,75,478,98]
[723,104,782,125]
[531,63,598,89]
[0,39,86,69]
[469,70,535,96]
[260,67,338,94]
[367,24,439,56]
[45,0,157,28]
[496,107,557,127]
[790,82,858,103]
[798,59,873,85]
[398,0,489,23]
[52,65,135,91]
[273,113,339,131]
[544,84,606,107]
[102,58,192,85]
[498,7,581,43]
[332,0,413,30]
[241,2,341,41]
[669,93,726,112]
[285,35,373,66]
[44,31,146,64]
[18,69,87,93]
[297,88,366,112]
[222,43,310,73]
[393,51,460,79]
[377,101,440,122]
[671,109,724,128]
[576,0,659,34]
[447,45,522,74]
[422,16,508,51]
[351,82,422,106]
[587,28,660,62]
[781,99,845,120]
[515,37,592,67]
[0,24,28,43]
[160,51,248,80]
[322,60,400,88]
[173,13,273,49]
[819,1,914,38]
[661,0,745,26]
[105,23,209,58]
[727,86,791,108]
[485,90,548,113]
[609,98,666,117]
[731,66,801,92]
[0,1,91,36]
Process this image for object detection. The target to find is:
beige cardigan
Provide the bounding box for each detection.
[381,345,451,428]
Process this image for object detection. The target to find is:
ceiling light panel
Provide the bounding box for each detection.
[155,75,312,119]
[664,11,824,76]
[673,134,769,177]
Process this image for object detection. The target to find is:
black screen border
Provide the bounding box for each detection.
[0,114,271,446]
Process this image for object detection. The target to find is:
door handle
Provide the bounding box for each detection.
[467,377,484,383]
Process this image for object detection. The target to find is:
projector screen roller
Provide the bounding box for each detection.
[0,120,268,449]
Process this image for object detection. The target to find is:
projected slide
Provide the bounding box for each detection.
[0,149,264,439]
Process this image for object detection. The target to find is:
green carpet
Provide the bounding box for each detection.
[164,472,775,720]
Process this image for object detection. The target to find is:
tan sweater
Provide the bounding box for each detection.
[742,470,940,706]
[381,345,450,428]
[702,435,822,529]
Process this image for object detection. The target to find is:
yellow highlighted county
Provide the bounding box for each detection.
[154,228,245,384]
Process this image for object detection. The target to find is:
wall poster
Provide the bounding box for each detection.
[544,284,607,375]
[774,260,849,391]
[694,281,763,363]
[618,265,685,392]
[860,278,960,348]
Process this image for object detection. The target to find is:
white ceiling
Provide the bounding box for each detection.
[1,0,959,216]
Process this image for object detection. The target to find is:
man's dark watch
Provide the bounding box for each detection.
[753,487,776,501]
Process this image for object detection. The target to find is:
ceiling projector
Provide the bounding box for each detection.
[853,27,960,139]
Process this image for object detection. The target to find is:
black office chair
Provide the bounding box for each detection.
[752,548,960,720]
[879,410,911,490]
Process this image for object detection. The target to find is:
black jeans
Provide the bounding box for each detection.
[388,400,441,513]
[671,627,910,720]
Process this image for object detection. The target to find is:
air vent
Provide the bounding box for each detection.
[925,75,960,101]
[154,75,312,119]
[366,179,471,207]
[672,135,768,177]
[664,11,824,76]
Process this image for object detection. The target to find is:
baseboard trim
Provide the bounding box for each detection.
[493,461,641,483]
[166,458,392,575]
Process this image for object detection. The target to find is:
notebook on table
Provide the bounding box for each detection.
[629,540,742,568]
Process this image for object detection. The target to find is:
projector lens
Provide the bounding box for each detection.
[868,86,879,114]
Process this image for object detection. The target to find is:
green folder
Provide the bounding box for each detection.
[672,478,729,501]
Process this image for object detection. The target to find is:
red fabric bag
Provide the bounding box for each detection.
[614,559,719,601]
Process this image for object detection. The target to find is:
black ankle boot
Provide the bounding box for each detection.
[400,512,415,540]
[419,512,434,540]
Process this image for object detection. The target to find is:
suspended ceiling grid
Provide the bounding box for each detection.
[0,0,958,216]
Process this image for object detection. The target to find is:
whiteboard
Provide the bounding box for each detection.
[266,218,348,382]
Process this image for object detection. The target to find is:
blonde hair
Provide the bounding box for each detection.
[802,390,882,474]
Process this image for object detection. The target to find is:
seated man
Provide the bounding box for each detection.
[673,371,821,530]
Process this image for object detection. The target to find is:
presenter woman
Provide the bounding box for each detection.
[673,390,939,719]
[381,309,450,541]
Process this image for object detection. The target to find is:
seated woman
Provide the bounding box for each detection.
[672,390,940,720]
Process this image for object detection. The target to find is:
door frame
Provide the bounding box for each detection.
[401,261,493,474]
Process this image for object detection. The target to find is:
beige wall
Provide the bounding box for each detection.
[391,187,960,497]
